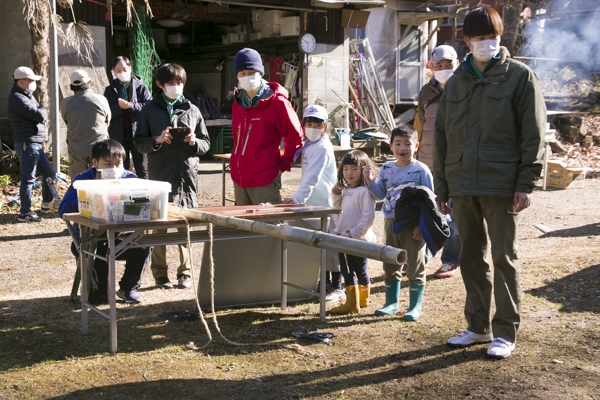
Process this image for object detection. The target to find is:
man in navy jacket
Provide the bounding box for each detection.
[8,66,56,222]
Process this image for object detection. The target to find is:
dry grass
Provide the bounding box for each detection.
[1,165,599,399]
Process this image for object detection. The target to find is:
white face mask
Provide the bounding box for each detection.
[470,37,501,63]
[304,127,322,142]
[164,84,183,99]
[26,81,36,93]
[238,75,262,92]
[99,167,125,179]
[433,68,455,84]
[116,71,131,83]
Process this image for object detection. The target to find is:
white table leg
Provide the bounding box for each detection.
[281,238,288,310]
[80,226,90,335]
[107,229,118,354]
[320,217,327,322]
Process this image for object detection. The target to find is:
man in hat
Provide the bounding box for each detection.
[60,69,111,178]
[8,66,57,222]
[415,45,462,280]
[230,47,302,205]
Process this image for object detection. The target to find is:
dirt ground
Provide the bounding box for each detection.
[0,161,599,399]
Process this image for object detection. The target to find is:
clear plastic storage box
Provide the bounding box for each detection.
[73,179,171,223]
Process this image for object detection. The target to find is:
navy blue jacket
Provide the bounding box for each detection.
[393,185,450,257]
[103,75,152,144]
[8,84,47,144]
[58,167,138,239]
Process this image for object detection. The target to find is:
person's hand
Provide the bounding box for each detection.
[343,230,352,238]
[513,192,531,212]
[118,98,131,110]
[184,130,196,146]
[155,127,172,145]
[436,201,451,215]
[363,164,373,185]
[331,184,342,196]
[412,225,423,240]
[283,198,297,205]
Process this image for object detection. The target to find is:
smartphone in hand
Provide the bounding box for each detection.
[168,127,191,150]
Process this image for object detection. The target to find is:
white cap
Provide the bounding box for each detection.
[70,70,91,86]
[431,45,458,64]
[13,66,42,81]
[302,105,328,121]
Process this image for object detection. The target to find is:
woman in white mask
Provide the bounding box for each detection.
[433,7,547,360]
[103,56,153,179]
[230,47,303,206]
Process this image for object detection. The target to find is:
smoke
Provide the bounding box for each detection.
[521,0,600,72]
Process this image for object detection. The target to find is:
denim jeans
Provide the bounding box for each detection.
[441,215,461,266]
[14,142,56,215]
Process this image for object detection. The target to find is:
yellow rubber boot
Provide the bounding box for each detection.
[359,284,371,308]
[329,286,359,315]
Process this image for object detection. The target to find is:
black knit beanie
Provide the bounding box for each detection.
[234,48,264,76]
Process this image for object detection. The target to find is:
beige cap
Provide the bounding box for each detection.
[13,66,42,81]
[431,45,458,64]
[70,69,91,86]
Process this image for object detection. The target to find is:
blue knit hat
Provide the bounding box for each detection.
[234,48,264,76]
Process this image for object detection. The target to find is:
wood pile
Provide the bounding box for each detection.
[549,114,600,178]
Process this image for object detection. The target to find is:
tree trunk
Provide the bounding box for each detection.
[501,0,524,57]
[27,1,50,112]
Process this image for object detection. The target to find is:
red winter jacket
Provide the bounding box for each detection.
[231,82,302,189]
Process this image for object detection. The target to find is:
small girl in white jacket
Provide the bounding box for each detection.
[284,105,344,302]
[330,150,376,315]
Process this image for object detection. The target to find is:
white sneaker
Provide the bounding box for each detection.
[487,337,515,359]
[447,329,494,347]
[325,288,346,302]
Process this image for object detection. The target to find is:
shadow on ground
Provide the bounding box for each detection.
[526,263,600,314]
[46,344,476,399]
[540,222,600,238]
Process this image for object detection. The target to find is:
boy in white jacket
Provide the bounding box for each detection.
[284,105,343,302]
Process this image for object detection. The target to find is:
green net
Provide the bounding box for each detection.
[130,4,161,88]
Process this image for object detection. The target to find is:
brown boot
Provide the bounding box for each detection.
[329,286,359,315]
[359,284,371,308]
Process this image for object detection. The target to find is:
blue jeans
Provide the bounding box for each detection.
[14,142,56,215]
[441,215,461,266]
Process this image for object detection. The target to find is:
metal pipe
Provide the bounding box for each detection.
[198,0,327,13]
[168,205,406,266]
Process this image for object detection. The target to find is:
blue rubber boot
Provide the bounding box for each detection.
[403,283,425,321]
[374,280,401,316]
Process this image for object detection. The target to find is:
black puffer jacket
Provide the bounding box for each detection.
[8,84,47,144]
[393,185,450,257]
[103,75,152,143]
[135,94,210,208]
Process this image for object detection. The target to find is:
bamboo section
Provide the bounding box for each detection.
[168,205,407,266]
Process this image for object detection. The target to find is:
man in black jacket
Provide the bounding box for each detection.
[8,66,56,223]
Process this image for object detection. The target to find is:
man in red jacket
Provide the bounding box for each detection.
[230,48,303,205]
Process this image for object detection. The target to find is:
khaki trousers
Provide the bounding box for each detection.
[234,174,282,205]
[150,228,191,279]
[383,218,427,284]
[68,154,93,179]
[452,195,521,343]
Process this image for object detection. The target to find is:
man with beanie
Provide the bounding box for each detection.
[8,66,57,222]
[60,69,111,178]
[231,47,303,205]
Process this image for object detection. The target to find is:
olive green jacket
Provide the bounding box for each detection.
[433,47,546,202]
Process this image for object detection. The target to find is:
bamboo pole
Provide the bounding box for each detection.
[168,205,406,266]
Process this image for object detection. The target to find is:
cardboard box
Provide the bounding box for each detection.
[280,16,300,36]
[261,9,295,25]
[227,24,246,33]
[252,21,263,31]
[73,178,171,223]
[250,32,263,41]
[545,161,587,189]
[250,9,263,22]
[222,32,245,44]
[261,23,281,37]
[341,9,370,29]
